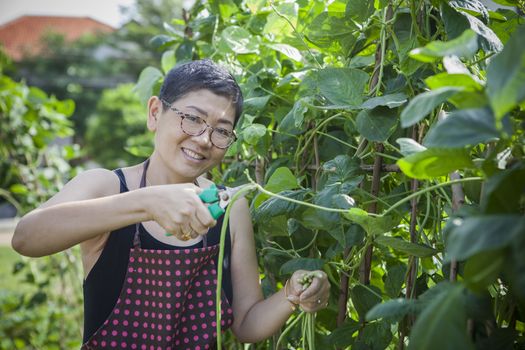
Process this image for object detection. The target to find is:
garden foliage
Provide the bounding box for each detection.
[135,0,525,348]
[1,0,524,348]
[0,53,83,349]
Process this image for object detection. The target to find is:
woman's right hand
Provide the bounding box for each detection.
[143,183,216,241]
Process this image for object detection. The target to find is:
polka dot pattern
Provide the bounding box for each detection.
[82,246,234,349]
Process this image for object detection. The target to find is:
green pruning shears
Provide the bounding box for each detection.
[199,184,244,220]
[165,184,244,238]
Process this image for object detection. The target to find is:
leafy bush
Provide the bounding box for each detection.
[0,52,83,349]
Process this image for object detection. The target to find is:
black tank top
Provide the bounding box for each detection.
[82,169,233,343]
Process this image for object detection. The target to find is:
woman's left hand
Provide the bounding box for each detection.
[286,269,330,313]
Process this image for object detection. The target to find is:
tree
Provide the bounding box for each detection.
[118,0,185,57]
[85,83,149,168]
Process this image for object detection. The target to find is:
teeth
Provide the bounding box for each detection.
[183,148,205,160]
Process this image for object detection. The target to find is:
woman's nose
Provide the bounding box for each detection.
[193,126,213,147]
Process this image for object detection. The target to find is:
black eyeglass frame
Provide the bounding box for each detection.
[160,99,237,149]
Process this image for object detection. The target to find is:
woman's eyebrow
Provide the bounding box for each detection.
[186,105,234,126]
[186,105,208,116]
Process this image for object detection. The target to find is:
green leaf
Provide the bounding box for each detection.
[461,11,503,53]
[53,98,75,116]
[220,26,259,54]
[332,194,356,209]
[245,0,266,13]
[265,167,299,193]
[299,207,331,231]
[366,298,415,322]
[343,208,398,236]
[280,258,325,274]
[464,249,505,292]
[254,189,308,222]
[507,233,525,304]
[397,148,474,179]
[396,138,427,156]
[446,215,525,261]
[243,96,271,115]
[265,43,302,62]
[481,164,525,214]
[161,50,176,74]
[492,0,519,5]
[486,25,525,121]
[441,3,502,53]
[311,185,344,229]
[306,12,357,51]
[343,225,366,248]
[423,108,501,148]
[351,284,382,319]
[490,9,521,44]
[329,319,360,347]
[242,123,267,145]
[361,93,408,109]
[134,66,164,105]
[346,0,375,21]
[9,184,28,194]
[375,236,438,257]
[393,12,425,75]
[424,73,483,91]
[356,107,398,142]
[218,0,239,18]
[264,3,298,37]
[408,284,474,350]
[444,90,489,109]
[359,321,393,349]
[322,155,362,185]
[400,87,463,128]
[450,0,489,22]
[149,34,176,49]
[318,68,369,108]
[409,29,478,62]
[384,264,408,298]
[284,97,309,129]
[175,39,194,62]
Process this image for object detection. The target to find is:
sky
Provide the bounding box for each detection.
[0,0,137,28]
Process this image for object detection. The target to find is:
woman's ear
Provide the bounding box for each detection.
[147,96,161,131]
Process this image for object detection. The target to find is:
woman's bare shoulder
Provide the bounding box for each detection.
[39,168,120,209]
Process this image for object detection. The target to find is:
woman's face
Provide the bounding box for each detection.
[149,89,236,182]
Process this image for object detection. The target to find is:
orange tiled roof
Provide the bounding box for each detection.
[0,15,115,60]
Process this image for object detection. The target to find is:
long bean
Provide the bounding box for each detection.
[216,184,257,350]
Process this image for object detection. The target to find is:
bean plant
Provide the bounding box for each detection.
[135,1,525,348]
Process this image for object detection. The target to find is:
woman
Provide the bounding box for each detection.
[12,59,330,349]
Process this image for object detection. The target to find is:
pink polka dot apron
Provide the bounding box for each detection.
[82,159,234,350]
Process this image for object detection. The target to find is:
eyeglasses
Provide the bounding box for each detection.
[161,99,237,149]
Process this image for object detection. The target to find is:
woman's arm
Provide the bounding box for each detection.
[12,169,146,257]
[12,168,215,257]
[229,197,329,343]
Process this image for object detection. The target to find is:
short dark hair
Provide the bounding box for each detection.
[159,59,243,126]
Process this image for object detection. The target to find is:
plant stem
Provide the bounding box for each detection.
[276,312,305,349]
[337,246,351,327]
[380,177,482,217]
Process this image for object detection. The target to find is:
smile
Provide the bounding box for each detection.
[182,147,206,160]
